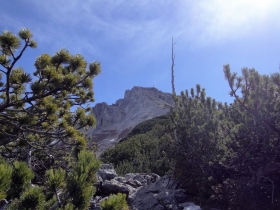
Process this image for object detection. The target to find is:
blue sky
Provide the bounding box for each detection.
[1,0,280,105]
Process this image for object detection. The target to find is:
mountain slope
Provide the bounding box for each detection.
[87,86,174,156]
[100,113,174,176]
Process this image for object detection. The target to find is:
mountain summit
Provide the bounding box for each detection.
[88,86,174,156]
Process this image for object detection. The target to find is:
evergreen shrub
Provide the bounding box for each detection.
[100,193,129,210]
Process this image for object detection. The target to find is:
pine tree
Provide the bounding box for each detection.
[0,161,12,200]
[7,161,34,200]
[0,28,100,177]
[214,65,280,209]
[0,28,101,208]
[171,85,221,199]
[168,41,280,208]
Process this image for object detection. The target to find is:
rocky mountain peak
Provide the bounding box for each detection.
[124,86,160,98]
[87,86,174,156]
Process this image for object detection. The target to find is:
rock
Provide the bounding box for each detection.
[179,202,201,210]
[97,164,117,182]
[151,175,180,189]
[101,179,131,195]
[128,176,188,210]
[89,195,108,210]
[94,165,195,210]
[98,173,160,196]
[87,86,174,156]
[125,173,160,185]
[0,200,8,210]
[175,189,188,203]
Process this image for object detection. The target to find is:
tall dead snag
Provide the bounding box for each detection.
[171,37,176,94]
[170,37,179,143]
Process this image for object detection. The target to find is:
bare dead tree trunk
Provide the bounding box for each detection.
[171,37,176,94]
[171,37,179,143]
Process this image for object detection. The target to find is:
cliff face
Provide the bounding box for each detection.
[87,86,174,156]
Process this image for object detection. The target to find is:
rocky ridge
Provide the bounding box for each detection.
[91,164,201,210]
[87,86,174,156]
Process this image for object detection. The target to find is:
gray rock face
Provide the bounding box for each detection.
[180,202,202,210]
[0,200,8,210]
[97,164,117,182]
[125,173,160,186]
[128,176,187,210]
[87,86,174,156]
[101,179,132,195]
[91,164,192,210]
[99,172,160,196]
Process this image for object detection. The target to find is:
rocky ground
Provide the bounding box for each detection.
[91,164,201,210]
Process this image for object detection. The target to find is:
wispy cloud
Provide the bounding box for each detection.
[1,1,186,64]
[1,0,279,64]
[1,0,279,104]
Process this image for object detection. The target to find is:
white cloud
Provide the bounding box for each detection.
[186,0,280,46]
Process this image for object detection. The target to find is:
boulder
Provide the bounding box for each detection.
[0,200,8,210]
[89,196,103,210]
[99,173,160,196]
[128,176,188,210]
[180,202,201,210]
[125,173,160,186]
[93,165,193,210]
[101,179,131,195]
[97,164,117,182]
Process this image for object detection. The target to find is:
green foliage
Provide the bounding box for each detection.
[0,28,101,209]
[171,84,222,199]
[7,161,34,199]
[0,28,100,180]
[46,168,66,192]
[66,150,101,209]
[0,162,12,200]
[100,193,129,210]
[7,186,45,210]
[101,117,174,176]
[121,114,171,141]
[209,65,280,209]
[4,151,100,209]
[171,65,280,209]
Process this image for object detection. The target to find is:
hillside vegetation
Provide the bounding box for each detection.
[101,66,280,210]
[100,115,174,176]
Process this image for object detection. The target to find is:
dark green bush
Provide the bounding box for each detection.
[121,114,171,140]
[66,150,101,209]
[7,161,34,200]
[171,85,221,201]
[100,193,129,210]
[0,162,12,200]
[101,122,174,176]
[8,186,45,210]
[171,67,280,209]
